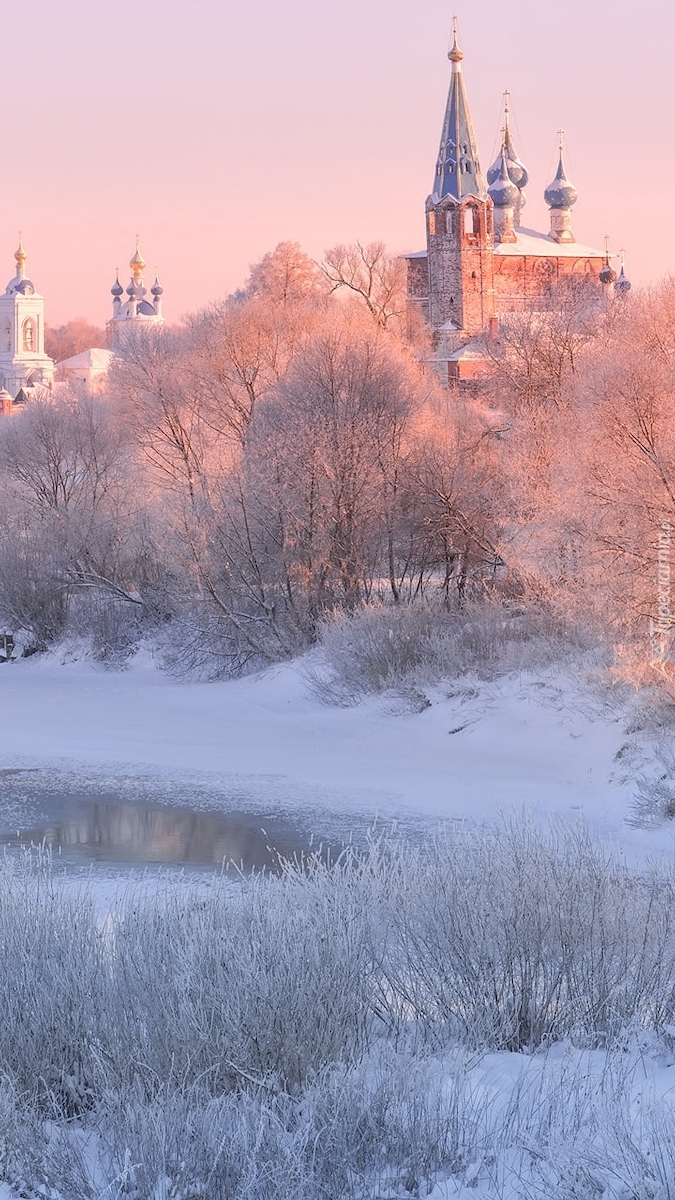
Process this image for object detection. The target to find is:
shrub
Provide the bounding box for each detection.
[2,823,675,1195]
[307,600,577,706]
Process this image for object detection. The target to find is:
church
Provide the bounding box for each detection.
[0,24,627,406]
[405,22,630,385]
[107,240,164,351]
[57,242,165,393]
[0,239,164,412]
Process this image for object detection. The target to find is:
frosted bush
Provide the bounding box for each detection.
[381,821,675,1049]
[307,600,577,706]
[101,855,378,1098]
[0,1079,93,1197]
[97,1051,478,1200]
[3,824,675,1196]
[0,856,104,1114]
[631,744,675,826]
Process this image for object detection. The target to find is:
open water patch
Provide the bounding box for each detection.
[0,765,438,874]
[0,768,342,870]
[0,793,317,869]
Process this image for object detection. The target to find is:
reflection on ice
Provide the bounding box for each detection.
[0,798,312,870]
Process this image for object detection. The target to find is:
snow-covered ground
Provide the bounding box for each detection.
[2,649,675,1200]
[0,647,671,861]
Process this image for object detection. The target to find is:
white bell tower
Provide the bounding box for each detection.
[0,239,54,397]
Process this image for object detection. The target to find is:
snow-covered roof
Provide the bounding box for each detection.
[403,227,605,263]
[447,337,487,361]
[495,226,604,259]
[57,348,113,371]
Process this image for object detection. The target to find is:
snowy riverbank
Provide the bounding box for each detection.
[2,650,675,1199]
[0,647,673,861]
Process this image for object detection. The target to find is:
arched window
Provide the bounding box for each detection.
[2,323,10,352]
[22,318,35,352]
[464,206,480,236]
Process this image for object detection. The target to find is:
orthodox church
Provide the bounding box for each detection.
[57,242,165,391]
[0,238,165,410]
[107,240,164,351]
[405,23,630,384]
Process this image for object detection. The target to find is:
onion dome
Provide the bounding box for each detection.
[503,128,528,191]
[6,236,35,295]
[126,280,138,297]
[545,144,578,209]
[615,258,632,295]
[111,271,123,298]
[487,93,529,192]
[488,144,520,208]
[130,242,146,276]
[151,276,163,297]
[599,236,617,285]
[14,239,27,274]
[448,19,464,64]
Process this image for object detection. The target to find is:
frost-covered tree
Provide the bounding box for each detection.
[321,241,408,332]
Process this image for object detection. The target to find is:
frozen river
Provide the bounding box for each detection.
[0,652,671,876]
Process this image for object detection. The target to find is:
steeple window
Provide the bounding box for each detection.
[464,206,480,236]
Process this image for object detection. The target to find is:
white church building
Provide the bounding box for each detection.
[108,240,164,351]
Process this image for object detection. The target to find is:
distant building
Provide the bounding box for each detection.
[405,23,631,385]
[0,235,166,415]
[56,347,114,393]
[0,240,54,404]
[107,240,164,351]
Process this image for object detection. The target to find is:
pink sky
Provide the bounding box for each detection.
[6,0,665,326]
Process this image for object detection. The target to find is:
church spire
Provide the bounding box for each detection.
[432,18,485,201]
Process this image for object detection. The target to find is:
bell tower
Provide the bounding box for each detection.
[0,239,54,397]
[424,22,495,338]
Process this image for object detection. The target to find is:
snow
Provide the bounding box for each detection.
[2,650,675,1199]
[494,225,606,258]
[55,347,113,371]
[0,648,670,860]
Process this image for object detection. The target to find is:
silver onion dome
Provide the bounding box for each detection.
[544,147,578,209]
[487,144,520,207]
[615,264,632,295]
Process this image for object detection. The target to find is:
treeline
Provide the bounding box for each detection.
[0,241,673,686]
